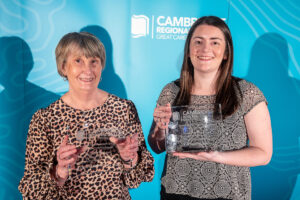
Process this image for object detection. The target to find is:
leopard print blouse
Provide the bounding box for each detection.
[19,94,154,200]
[158,79,267,200]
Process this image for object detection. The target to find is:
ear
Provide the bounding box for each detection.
[60,62,68,78]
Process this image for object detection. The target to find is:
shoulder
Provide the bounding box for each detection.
[28,99,62,130]
[107,94,138,113]
[107,94,134,107]
[236,78,256,91]
[31,99,61,121]
[157,80,179,105]
[235,78,265,98]
[161,80,180,94]
[235,78,267,114]
[107,94,140,121]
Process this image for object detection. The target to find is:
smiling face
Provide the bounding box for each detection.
[189,24,227,75]
[63,47,102,93]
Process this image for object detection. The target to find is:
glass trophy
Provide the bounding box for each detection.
[75,124,127,149]
[71,123,127,173]
[165,103,223,153]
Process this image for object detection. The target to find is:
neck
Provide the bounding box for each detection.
[63,89,106,110]
[192,70,219,95]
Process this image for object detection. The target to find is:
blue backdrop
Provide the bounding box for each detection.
[0,0,299,199]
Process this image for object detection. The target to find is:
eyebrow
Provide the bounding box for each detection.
[193,36,223,40]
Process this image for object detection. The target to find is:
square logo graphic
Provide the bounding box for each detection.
[131,15,149,38]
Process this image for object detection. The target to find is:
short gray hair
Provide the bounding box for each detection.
[55,32,106,78]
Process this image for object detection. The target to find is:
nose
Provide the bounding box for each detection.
[202,41,211,52]
[82,61,93,74]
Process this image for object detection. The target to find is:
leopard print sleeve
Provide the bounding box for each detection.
[18,109,66,199]
[122,100,155,188]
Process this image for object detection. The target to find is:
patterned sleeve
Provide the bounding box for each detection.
[18,109,67,199]
[122,101,155,188]
[157,82,179,106]
[241,80,268,116]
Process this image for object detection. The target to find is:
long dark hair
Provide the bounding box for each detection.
[174,16,240,118]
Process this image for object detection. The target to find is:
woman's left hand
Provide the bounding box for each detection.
[110,134,139,166]
[172,151,219,162]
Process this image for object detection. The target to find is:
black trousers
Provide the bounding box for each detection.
[160,186,232,200]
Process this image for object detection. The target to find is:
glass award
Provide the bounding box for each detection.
[165,103,223,153]
[71,123,127,174]
[74,124,127,149]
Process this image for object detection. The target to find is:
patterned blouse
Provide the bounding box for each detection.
[157,79,267,200]
[19,94,154,200]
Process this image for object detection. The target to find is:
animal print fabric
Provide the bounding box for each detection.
[19,94,154,200]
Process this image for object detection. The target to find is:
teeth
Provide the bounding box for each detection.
[198,56,213,60]
[79,78,93,81]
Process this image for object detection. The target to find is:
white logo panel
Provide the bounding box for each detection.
[131,15,149,38]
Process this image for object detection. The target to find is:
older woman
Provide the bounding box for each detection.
[19,32,154,199]
[148,16,272,200]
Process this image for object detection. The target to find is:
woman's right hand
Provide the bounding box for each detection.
[153,103,172,139]
[55,136,85,183]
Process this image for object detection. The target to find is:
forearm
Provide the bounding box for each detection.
[213,146,272,167]
[122,147,154,188]
[19,166,62,199]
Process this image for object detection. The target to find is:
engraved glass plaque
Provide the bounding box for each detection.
[72,124,127,174]
[73,123,127,149]
[166,103,223,153]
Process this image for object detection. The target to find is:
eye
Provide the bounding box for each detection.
[195,40,202,45]
[91,58,100,65]
[212,41,220,46]
[75,58,81,63]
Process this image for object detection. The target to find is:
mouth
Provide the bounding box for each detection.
[197,56,214,61]
[79,77,94,82]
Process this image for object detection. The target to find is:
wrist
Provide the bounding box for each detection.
[120,157,132,165]
[55,165,67,186]
[212,151,222,163]
[153,128,165,141]
[121,154,138,169]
